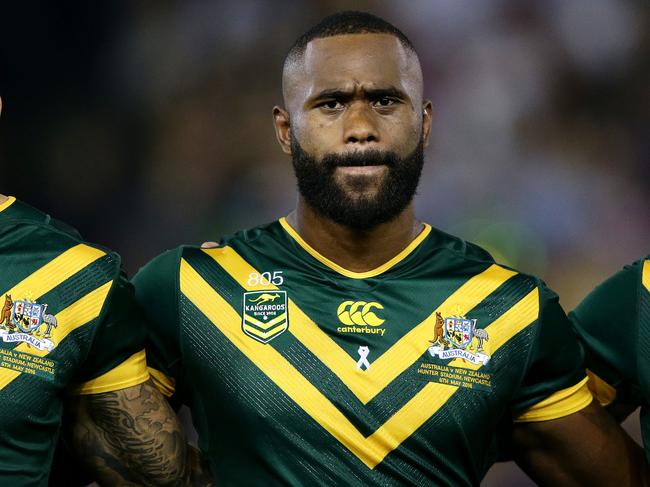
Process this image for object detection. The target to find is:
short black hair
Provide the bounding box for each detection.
[284,11,417,69]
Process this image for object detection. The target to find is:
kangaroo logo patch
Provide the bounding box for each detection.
[242,291,288,344]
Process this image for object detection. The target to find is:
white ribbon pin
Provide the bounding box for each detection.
[356,346,371,370]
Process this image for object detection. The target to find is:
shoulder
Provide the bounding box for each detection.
[0,198,81,237]
[425,225,495,264]
[0,199,121,279]
[178,221,286,269]
[133,246,186,289]
[573,255,649,318]
[218,220,285,249]
[425,225,544,291]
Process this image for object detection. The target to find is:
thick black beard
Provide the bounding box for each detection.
[290,136,424,231]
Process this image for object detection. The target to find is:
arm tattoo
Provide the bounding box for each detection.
[69,380,194,486]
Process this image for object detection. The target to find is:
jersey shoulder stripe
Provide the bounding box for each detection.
[75,350,149,394]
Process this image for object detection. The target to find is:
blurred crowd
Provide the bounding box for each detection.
[0,2,648,484]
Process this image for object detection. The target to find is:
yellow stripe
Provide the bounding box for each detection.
[0,280,113,390]
[75,350,150,395]
[0,196,16,213]
[279,217,432,279]
[243,322,287,340]
[243,312,287,329]
[181,259,538,468]
[3,244,106,300]
[642,260,650,293]
[204,246,517,404]
[514,377,592,422]
[148,367,176,397]
[586,369,617,407]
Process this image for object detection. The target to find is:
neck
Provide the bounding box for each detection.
[286,198,423,273]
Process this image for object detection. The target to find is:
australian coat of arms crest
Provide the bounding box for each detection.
[0,294,57,351]
[427,312,490,365]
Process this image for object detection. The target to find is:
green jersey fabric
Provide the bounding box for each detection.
[0,197,148,486]
[135,218,591,487]
[570,255,650,459]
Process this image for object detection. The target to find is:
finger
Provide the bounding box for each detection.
[201,241,219,249]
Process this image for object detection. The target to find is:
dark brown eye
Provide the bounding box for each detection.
[374,97,394,107]
[322,100,342,110]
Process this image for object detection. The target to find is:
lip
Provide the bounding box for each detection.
[335,165,387,176]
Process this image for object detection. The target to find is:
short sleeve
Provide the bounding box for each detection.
[74,272,149,394]
[512,284,592,422]
[132,248,182,398]
[569,259,645,407]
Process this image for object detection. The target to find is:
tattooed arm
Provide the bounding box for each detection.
[66,379,211,486]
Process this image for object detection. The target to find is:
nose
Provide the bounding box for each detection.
[343,103,379,145]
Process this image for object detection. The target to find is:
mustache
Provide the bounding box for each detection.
[320,149,399,169]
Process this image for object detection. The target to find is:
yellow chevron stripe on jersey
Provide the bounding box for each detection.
[0,196,16,213]
[643,260,649,293]
[243,322,288,340]
[243,312,287,329]
[0,280,113,391]
[3,244,106,301]
[279,217,432,279]
[180,258,540,468]
[203,246,517,404]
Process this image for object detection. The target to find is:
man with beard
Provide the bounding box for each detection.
[133,11,647,486]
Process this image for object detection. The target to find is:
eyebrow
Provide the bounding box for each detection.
[308,86,408,104]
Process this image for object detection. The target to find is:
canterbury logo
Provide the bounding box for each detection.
[337,301,385,327]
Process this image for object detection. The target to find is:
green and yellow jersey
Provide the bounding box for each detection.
[570,255,650,459]
[0,196,149,486]
[135,218,592,486]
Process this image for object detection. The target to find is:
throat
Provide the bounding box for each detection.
[285,202,423,274]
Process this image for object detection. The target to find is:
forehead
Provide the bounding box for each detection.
[286,33,422,103]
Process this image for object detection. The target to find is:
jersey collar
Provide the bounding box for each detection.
[278,217,432,279]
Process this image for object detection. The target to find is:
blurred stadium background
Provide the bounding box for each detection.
[1,1,648,485]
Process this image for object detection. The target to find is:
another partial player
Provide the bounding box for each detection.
[570,255,650,458]
[0,191,206,486]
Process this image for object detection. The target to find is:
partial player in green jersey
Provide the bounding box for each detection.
[0,193,199,486]
[135,11,647,487]
[570,255,650,458]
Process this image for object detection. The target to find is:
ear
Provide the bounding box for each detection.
[421,100,433,148]
[272,106,292,155]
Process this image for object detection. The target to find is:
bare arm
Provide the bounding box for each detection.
[66,380,211,486]
[512,401,649,487]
